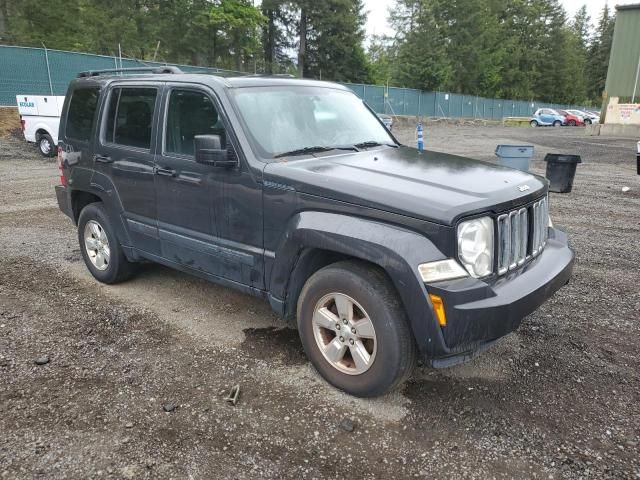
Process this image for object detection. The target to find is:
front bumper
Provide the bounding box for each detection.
[424,227,574,363]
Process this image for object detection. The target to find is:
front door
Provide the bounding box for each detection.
[92,85,161,255]
[154,85,264,289]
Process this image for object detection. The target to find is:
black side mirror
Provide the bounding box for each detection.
[194,134,237,168]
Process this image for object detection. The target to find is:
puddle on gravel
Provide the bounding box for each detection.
[241,326,306,365]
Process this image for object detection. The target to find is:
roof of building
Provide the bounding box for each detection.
[616,3,640,11]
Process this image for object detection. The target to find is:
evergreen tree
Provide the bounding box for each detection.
[588,4,615,103]
[389,0,452,90]
[366,34,394,85]
[300,0,370,82]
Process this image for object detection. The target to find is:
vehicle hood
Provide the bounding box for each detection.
[263,146,547,226]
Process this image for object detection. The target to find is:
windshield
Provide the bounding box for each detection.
[230,86,395,159]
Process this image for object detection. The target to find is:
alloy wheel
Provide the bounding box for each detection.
[84,220,111,271]
[312,293,377,375]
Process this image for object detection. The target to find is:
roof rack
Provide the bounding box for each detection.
[244,73,296,78]
[77,66,183,78]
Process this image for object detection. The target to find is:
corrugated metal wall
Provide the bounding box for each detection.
[0,45,594,117]
[605,5,640,98]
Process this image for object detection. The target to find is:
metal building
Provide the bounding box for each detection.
[605,3,640,99]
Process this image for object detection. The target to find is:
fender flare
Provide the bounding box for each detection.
[269,211,450,356]
[70,170,133,250]
[32,122,57,143]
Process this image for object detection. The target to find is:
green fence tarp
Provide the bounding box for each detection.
[1,45,595,118]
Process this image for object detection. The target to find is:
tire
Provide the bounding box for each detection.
[77,202,135,284]
[553,120,562,127]
[568,120,576,126]
[530,120,538,127]
[584,119,592,125]
[297,260,417,397]
[38,133,55,157]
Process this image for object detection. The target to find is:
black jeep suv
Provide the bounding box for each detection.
[55,67,574,397]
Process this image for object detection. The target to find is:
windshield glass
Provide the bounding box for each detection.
[230,86,394,159]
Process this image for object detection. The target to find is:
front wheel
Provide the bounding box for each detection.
[297,261,417,397]
[38,133,55,157]
[584,119,592,125]
[568,120,576,126]
[553,120,562,127]
[530,120,538,127]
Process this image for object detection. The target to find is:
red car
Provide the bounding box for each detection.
[558,110,584,126]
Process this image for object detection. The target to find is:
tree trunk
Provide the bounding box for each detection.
[0,0,9,40]
[234,30,242,71]
[264,8,275,74]
[298,8,307,78]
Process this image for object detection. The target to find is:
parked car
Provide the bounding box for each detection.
[377,114,393,131]
[558,110,584,127]
[584,110,601,124]
[530,108,566,127]
[55,67,574,397]
[16,95,65,157]
[587,111,601,119]
[565,109,597,125]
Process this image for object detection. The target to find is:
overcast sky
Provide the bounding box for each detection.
[363,0,628,39]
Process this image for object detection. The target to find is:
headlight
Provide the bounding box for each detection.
[457,216,494,278]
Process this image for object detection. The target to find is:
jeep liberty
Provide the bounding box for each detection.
[55,67,574,397]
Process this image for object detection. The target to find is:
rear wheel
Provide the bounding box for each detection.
[78,202,135,284]
[584,118,592,125]
[297,261,416,397]
[38,133,55,157]
[568,120,576,126]
[553,120,562,127]
[530,120,538,127]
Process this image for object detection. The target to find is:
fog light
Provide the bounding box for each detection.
[418,259,468,283]
[429,293,447,327]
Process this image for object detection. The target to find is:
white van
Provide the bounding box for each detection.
[16,95,65,157]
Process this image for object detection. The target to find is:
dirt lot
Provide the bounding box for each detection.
[1,126,639,479]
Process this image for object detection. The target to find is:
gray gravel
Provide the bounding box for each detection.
[1,127,639,479]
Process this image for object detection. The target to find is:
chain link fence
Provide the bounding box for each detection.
[1,45,595,118]
[342,83,596,119]
[0,45,240,105]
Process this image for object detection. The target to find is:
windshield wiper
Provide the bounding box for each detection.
[274,145,358,159]
[353,140,398,149]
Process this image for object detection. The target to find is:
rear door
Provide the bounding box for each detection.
[92,84,162,255]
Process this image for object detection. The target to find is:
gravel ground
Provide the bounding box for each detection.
[1,127,639,479]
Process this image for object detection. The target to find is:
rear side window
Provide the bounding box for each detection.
[66,88,99,141]
[104,87,157,149]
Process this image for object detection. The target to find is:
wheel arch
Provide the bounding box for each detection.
[35,127,51,139]
[268,211,449,355]
[69,186,134,258]
[71,190,102,224]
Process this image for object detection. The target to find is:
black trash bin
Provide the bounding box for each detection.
[543,154,581,193]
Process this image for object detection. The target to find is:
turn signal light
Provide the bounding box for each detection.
[429,293,447,327]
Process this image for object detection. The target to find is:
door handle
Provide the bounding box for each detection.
[155,167,176,177]
[94,154,112,163]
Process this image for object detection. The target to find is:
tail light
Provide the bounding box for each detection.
[20,119,25,131]
[57,146,67,186]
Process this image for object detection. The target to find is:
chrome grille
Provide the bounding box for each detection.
[497,196,548,275]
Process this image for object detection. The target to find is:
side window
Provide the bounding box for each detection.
[104,87,157,149]
[165,89,225,156]
[66,87,100,141]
